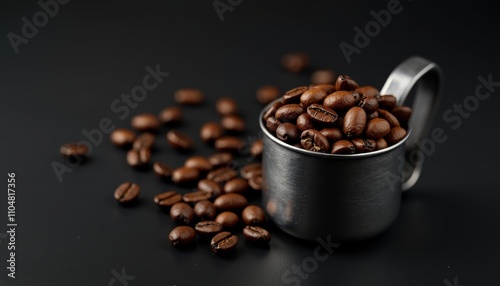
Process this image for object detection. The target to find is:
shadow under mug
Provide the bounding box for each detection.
[259,56,442,242]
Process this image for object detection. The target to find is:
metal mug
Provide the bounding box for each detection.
[259,56,442,242]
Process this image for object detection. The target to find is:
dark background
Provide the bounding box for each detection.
[1,0,499,285]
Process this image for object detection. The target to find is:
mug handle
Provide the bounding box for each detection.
[380,56,442,191]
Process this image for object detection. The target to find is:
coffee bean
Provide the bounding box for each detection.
[126,148,151,168]
[300,87,328,108]
[207,152,233,168]
[276,123,300,143]
[275,104,304,122]
[266,116,281,133]
[60,143,89,158]
[214,136,243,153]
[281,53,309,73]
[323,91,360,112]
[158,106,182,125]
[358,95,379,114]
[131,113,161,132]
[200,122,223,144]
[214,193,248,211]
[193,200,217,221]
[248,172,263,191]
[240,163,262,180]
[215,211,239,228]
[110,128,136,148]
[114,182,140,204]
[377,109,400,127]
[300,129,330,152]
[311,69,337,84]
[132,132,155,151]
[282,86,308,104]
[256,85,280,105]
[391,106,412,122]
[216,97,238,115]
[307,104,338,125]
[242,205,266,226]
[296,113,316,132]
[197,179,222,198]
[171,167,200,184]
[367,110,379,120]
[335,75,359,91]
[351,138,376,153]
[224,178,249,194]
[183,191,212,204]
[309,83,336,94]
[167,130,194,151]
[207,167,238,185]
[379,95,397,110]
[343,106,367,137]
[153,162,173,180]
[331,140,356,154]
[169,226,196,247]
[243,226,271,245]
[319,127,343,143]
[184,156,213,172]
[355,86,380,98]
[154,191,182,208]
[250,139,263,159]
[211,231,238,254]
[170,202,194,225]
[263,101,283,122]
[174,88,204,105]
[375,138,388,150]
[365,118,391,139]
[385,127,407,145]
[195,220,222,237]
[221,115,245,133]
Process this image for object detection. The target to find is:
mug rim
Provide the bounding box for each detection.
[259,99,412,159]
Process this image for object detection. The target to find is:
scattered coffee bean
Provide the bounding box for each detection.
[351,138,376,153]
[343,106,367,137]
[250,139,264,158]
[243,226,271,245]
[170,202,195,225]
[276,123,300,143]
[114,182,140,204]
[214,136,243,153]
[211,231,238,254]
[207,152,233,168]
[167,130,194,151]
[159,106,182,125]
[281,52,309,73]
[266,116,281,133]
[215,212,239,228]
[248,173,263,191]
[132,132,155,151]
[184,156,213,172]
[310,83,336,94]
[256,85,280,105]
[385,126,407,145]
[200,122,224,144]
[379,95,397,109]
[214,193,248,211]
[331,140,356,154]
[242,205,266,226]
[311,69,337,84]
[275,104,304,122]
[131,113,161,132]
[240,163,262,180]
[358,95,379,114]
[300,129,330,152]
[296,113,315,132]
[319,127,343,143]
[216,97,238,115]
[171,167,200,184]
[335,75,359,91]
[195,221,222,237]
[300,87,328,108]
[355,86,379,98]
[126,148,151,168]
[377,109,400,127]
[282,86,308,104]
[207,167,238,185]
[221,115,245,133]
[263,101,283,121]
[197,179,222,198]
[391,106,412,122]
[224,178,250,194]
[183,191,212,204]
[110,128,136,148]
[60,143,89,158]
[174,88,204,105]
[307,104,338,125]
[365,118,391,139]
[153,162,173,180]
[169,226,196,247]
[367,110,379,120]
[154,191,182,208]
[323,91,359,112]
[193,200,217,220]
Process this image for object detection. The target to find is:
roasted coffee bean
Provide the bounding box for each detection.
[385,127,407,145]
[323,91,359,112]
[243,226,271,244]
[183,191,212,204]
[167,130,194,151]
[296,113,316,132]
[214,193,248,211]
[153,162,173,180]
[221,115,245,133]
[307,104,338,125]
[367,110,379,120]
[200,122,224,144]
[335,75,359,91]
[343,107,367,137]
[224,178,249,194]
[131,113,161,132]
[375,138,388,150]
[355,86,379,98]
[275,104,304,122]
[114,182,140,204]
[250,139,263,158]
[331,140,356,154]
[378,95,397,109]
[300,87,328,107]
[311,69,337,84]
[132,132,155,151]
[215,212,239,228]
[174,88,204,105]
[365,118,391,139]
[184,156,213,172]
[351,138,376,153]
[169,226,196,247]
[319,127,343,143]
[193,200,217,221]
[281,53,309,73]
[197,179,222,198]
[276,123,300,143]
[214,136,244,153]
[154,191,182,208]
[195,221,223,237]
[282,86,308,104]
[391,106,412,122]
[266,116,281,133]
[240,163,262,179]
[126,148,151,168]
[60,143,89,158]
[256,85,281,105]
[211,231,238,254]
[171,167,200,184]
[170,202,194,225]
[110,128,136,148]
[300,129,330,152]
[159,106,182,125]
[309,83,336,94]
[248,173,263,191]
[207,167,238,185]
[263,101,283,121]
[358,95,379,114]
[216,97,238,115]
[207,152,233,168]
[377,109,400,127]
[242,205,266,226]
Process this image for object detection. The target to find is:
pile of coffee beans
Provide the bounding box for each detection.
[262,75,412,154]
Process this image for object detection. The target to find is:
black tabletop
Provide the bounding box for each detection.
[1,0,499,285]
